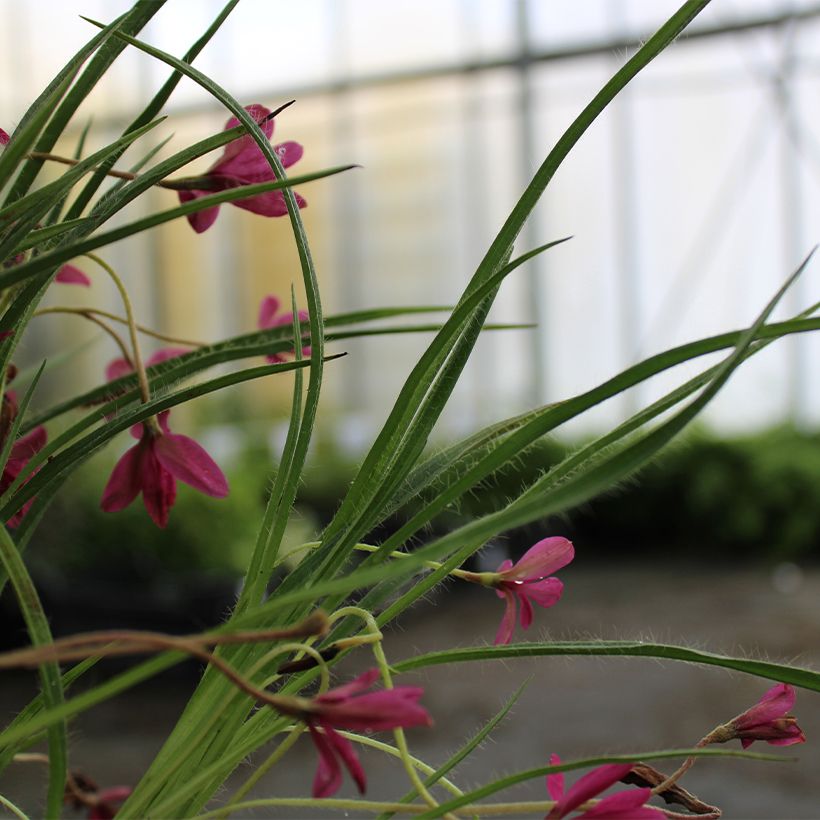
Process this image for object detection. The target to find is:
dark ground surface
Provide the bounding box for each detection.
[2,564,819,819]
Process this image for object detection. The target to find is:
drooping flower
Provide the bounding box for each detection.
[177,104,306,233]
[546,754,661,819]
[303,668,432,798]
[87,786,132,820]
[488,537,574,645]
[258,295,310,363]
[1,425,48,527]
[55,263,91,286]
[100,410,228,528]
[708,683,806,749]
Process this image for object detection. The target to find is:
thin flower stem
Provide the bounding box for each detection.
[195,797,565,818]
[32,307,133,365]
[651,737,709,794]
[34,305,206,348]
[82,253,151,412]
[28,151,182,190]
[0,793,30,820]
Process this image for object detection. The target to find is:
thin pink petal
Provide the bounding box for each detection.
[145,347,189,368]
[106,358,133,382]
[318,669,381,703]
[100,443,145,513]
[154,433,229,497]
[503,537,574,582]
[494,589,518,645]
[10,426,47,460]
[274,140,303,168]
[577,788,659,819]
[220,104,274,164]
[317,688,431,731]
[323,724,367,794]
[736,683,795,727]
[308,724,342,798]
[547,754,564,802]
[521,577,564,609]
[179,189,220,233]
[258,295,281,329]
[55,264,91,286]
[551,764,634,819]
[140,445,176,528]
[0,128,9,146]
[232,189,289,217]
[517,589,534,630]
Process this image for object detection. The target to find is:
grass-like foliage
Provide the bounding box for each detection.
[0,1,815,818]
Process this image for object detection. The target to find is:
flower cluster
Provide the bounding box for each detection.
[176,104,306,233]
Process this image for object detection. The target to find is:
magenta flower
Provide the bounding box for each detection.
[87,786,132,820]
[258,295,310,363]
[177,104,306,233]
[304,668,432,798]
[105,347,190,383]
[491,536,574,645]
[715,683,806,749]
[55,263,91,286]
[100,410,228,528]
[546,755,661,819]
[1,425,47,527]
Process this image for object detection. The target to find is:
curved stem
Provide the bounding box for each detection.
[33,307,133,365]
[34,305,205,348]
[82,253,151,410]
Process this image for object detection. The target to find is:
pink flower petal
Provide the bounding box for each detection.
[736,683,794,727]
[274,140,303,168]
[547,753,565,802]
[220,104,275,164]
[106,358,134,382]
[178,189,220,234]
[548,763,634,819]
[232,188,289,217]
[100,442,147,513]
[154,433,229,498]
[0,128,9,146]
[316,688,431,732]
[139,444,176,528]
[577,788,659,819]
[493,588,518,646]
[55,264,91,286]
[503,537,574,582]
[520,577,564,609]
[517,589,534,630]
[258,295,281,329]
[318,668,381,703]
[10,426,47,461]
[308,724,343,799]
[323,723,367,794]
[145,347,189,368]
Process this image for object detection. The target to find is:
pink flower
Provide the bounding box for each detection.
[492,537,574,645]
[258,295,310,363]
[100,410,228,528]
[717,683,806,749]
[546,755,661,819]
[87,786,132,820]
[177,104,306,233]
[0,128,9,146]
[304,669,432,798]
[105,347,190,383]
[1,425,47,527]
[55,264,91,286]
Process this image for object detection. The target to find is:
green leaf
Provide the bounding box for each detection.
[393,641,820,692]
